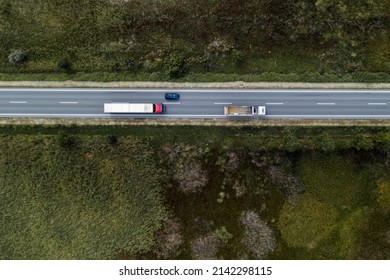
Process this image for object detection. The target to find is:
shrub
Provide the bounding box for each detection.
[125,58,136,71]
[58,133,78,150]
[283,131,301,152]
[315,132,336,152]
[240,210,276,259]
[165,52,185,79]
[8,49,28,66]
[215,226,233,244]
[175,161,209,194]
[354,135,374,151]
[111,62,121,72]
[107,135,118,145]
[154,217,183,259]
[58,59,72,73]
[191,232,220,260]
[267,166,304,198]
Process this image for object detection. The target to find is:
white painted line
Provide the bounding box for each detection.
[59,101,78,104]
[214,102,232,105]
[266,102,284,105]
[368,103,386,105]
[162,102,181,105]
[317,103,335,105]
[9,101,27,104]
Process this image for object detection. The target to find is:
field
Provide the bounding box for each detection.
[0,0,389,82]
[0,125,390,259]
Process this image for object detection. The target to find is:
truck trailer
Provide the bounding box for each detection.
[104,103,164,113]
[224,105,266,116]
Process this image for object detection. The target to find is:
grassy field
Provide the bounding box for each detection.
[0,125,390,259]
[0,0,388,82]
[0,134,166,259]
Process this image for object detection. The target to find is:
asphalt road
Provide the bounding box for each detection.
[1,88,390,118]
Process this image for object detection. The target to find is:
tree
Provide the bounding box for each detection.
[240,210,276,259]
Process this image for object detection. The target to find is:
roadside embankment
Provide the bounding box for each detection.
[2,117,390,127]
[0,81,390,89]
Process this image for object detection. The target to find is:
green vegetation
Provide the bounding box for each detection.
[299,154,367,208]
[377,179,390,212]
[1,125,390,259]
[0,0,389,82]
[0,134,166,259]
[277,194,339,249]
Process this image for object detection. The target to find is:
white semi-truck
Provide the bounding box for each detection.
[224,105,266,116]
[104,103,164,113]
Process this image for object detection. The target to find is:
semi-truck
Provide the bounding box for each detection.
[224,105,266,116]
[104,103,164,113]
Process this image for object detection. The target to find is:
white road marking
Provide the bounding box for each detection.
[317,103,335,105]
[266,102,284,105]
[214,102,232,105]
[59,101,78,104]
[368,103,386,105]
[9,101,27,104]
[162,102,181,105]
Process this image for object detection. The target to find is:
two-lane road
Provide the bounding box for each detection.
[1,88,390,118]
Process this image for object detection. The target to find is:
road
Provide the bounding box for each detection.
[1,88,390,118]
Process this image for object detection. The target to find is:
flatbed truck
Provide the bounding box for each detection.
[224,105,266,116]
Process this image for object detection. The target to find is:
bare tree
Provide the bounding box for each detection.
[240,210,276,259]
[191,232,220,260]
[154,217,183,259]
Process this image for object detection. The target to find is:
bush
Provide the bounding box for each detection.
[58,133,78,150]
[175,161,209,194]
[154,217,183,259]
[267,166,304,198]
[315,132,336,152]
[165,52,185,79]
[58,59,73,73]
[111,62,121,72]
[125,58,136,71]
[8,49,28,66]
[107,135,118,145]
[240,210,276,259]
[191,232,220,260]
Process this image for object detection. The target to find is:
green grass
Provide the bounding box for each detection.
[298,153,372,208]
[1,71,390,83]
[277,194,339,250]
[0,135,166,259]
